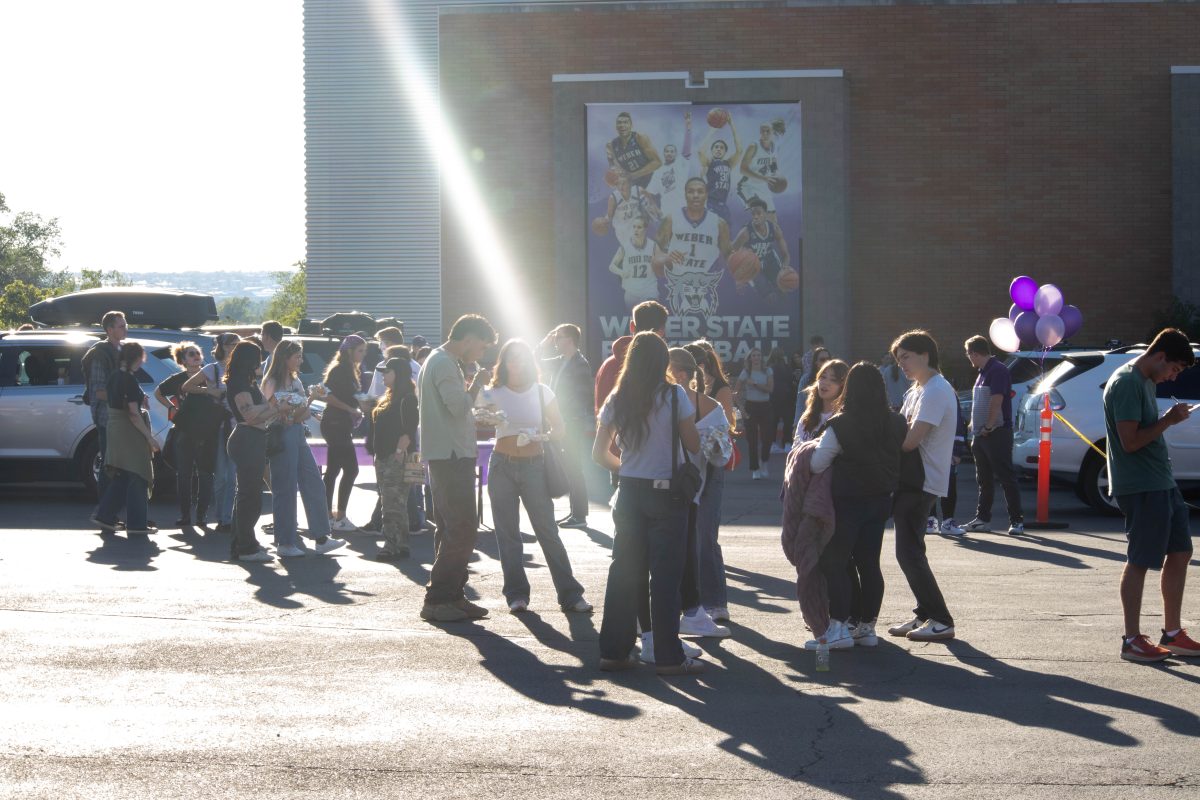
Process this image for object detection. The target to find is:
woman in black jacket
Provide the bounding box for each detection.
[809,362,907,650]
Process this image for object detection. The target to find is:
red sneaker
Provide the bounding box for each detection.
[1159,629,1200,657]
[1121,634,1171,663]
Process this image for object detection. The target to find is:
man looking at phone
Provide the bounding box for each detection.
[1103,328,1199,662]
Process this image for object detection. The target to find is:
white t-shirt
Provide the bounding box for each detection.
[369,359,423,399]
[475,383,555,441]
[901,373,957,497]
[739,367,772,403]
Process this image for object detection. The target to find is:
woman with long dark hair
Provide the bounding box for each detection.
[182,332,240,532]
[262,341,345,558]
[91,342,159,536]
[370,355,419,561]
[593,332,703,675]
[807,362,906,650]
[224,341,282,562]
[476,340,590,613]
[155,341,214,527]
[319,334,367,532]
[794,359,849,444]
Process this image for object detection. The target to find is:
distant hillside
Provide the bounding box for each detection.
[121,271,287,300]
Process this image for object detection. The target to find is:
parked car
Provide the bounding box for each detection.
[1012,345,1200,513]
[0,332,181,494]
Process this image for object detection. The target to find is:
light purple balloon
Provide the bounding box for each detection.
[1014,311,1038,347]
[1036,314,1065,348]
[1034,284,1064,317]
[1008,303,1021,322]
[1010,276,1038,311]
[1060,304,1082,339]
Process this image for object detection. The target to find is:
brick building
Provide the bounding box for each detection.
[306,1,1200,383]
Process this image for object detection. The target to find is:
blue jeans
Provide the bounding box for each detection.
[599,478,689,667]
[487,452,584,606]
[95,467,148,531]
[268,423,332,548]
[96,424,111,499]
[696,464,728,609]
[212,422,236,524]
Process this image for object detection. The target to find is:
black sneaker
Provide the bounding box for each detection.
[454,598,489,619]
[559,516,588,529]
[215,523,232,533]
[361,520,382,532]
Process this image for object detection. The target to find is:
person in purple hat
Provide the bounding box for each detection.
[318,334,367,532]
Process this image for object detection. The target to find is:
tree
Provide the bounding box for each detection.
[0,280,52,328]
[218,296,266,324]
[264,260,306,327]
[0,191,64,289]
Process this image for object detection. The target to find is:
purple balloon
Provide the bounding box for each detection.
[1014,311,1038,347]
[1060,304,1082,339]
[1034,283,1064,317]
[1008,303,1021,322]
[1010,276,1038,311]
[1036,314,1065,348]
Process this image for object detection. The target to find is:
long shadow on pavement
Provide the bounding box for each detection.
[946,535,1090,569]
[85,531,162,571]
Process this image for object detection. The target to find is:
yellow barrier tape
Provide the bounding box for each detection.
[1052,412,1107,459]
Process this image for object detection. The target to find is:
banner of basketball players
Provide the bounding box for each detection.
[586,101,802,366]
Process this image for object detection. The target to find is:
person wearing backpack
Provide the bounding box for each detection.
[83,311,127,500]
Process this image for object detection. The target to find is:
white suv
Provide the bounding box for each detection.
[0,331,181,494]
[1012,346,1200,513]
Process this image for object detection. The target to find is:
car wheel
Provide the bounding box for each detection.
[1079,448,1121,516]
[77,434,101,498]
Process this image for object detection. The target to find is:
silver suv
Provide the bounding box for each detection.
[0,332,181,494]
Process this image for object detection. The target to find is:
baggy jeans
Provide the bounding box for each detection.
[971,426,1024,525]
[269,423,333,548]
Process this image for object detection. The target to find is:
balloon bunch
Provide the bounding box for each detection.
[988,276,1083,353]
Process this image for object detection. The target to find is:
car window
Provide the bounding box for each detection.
[1156,365,1200,402]
[140,348,180,384]
[1009,356,1060,385]
[3,346,85,387]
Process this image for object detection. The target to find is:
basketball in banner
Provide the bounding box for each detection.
[586,102,803,365]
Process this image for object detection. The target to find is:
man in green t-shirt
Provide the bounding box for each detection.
[1102,328,1198,663]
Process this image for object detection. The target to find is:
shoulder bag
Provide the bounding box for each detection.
[539,385,571,499]
[670,388,703,500]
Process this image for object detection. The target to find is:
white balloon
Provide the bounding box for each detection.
[1034,284,1064,317]
[989,317,1020,353]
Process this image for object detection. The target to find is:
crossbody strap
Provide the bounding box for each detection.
[671,387,679,475]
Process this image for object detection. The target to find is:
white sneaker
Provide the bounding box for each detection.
[940,519,966,536]
[679,608,731,638]
[331,517,358,533]
[760,464,769,478]
[750,469,762,480]
[276,545,306,558]
[563,598,593,613]
[925,516,940,534]
[237,550,273,563]
[508,598,529,613]
[804,620,855,650]
[638,631,702,664]
[313,537,347,555]
[963,518,992,533]
[851,620,879,647]
[888,616,925,637]
[906,619,955,641]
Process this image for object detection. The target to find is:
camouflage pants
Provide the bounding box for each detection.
[374,455,411,555]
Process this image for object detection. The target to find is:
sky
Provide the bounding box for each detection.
[0,1,305,274]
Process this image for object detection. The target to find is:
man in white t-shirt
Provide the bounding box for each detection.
[887,330,957,643]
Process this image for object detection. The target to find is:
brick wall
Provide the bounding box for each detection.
[439,3,1200,385]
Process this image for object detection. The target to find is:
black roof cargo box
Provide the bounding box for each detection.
[30,288,219,329]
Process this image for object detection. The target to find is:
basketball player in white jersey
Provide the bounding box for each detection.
[737,119,787,223]
[653,178,734,317]
[592,173,649,251]
[608,217,662,308]
[605,110,661,189]
[645,111,693,221]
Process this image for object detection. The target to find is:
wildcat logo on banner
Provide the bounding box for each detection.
[586,101,803,364]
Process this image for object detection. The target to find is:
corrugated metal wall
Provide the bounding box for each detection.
[303,0,443,339]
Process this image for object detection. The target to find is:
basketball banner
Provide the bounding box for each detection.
[585,101,802,366]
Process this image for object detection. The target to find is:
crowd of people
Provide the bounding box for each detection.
[80,303,1199,670]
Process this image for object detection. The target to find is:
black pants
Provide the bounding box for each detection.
[892,490,954,626]
[971,427,1023,524]
[175,430,215,522]
[321,416,359,516]
[820,493,891,622]
[227,425,267,558]
[425,457,479,604]
[562,418,593,519]
[599,478,689,666]
[744,399,774,470]
[940,465,958,519]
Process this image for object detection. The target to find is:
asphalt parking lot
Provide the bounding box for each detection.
[1,467,1198,799]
